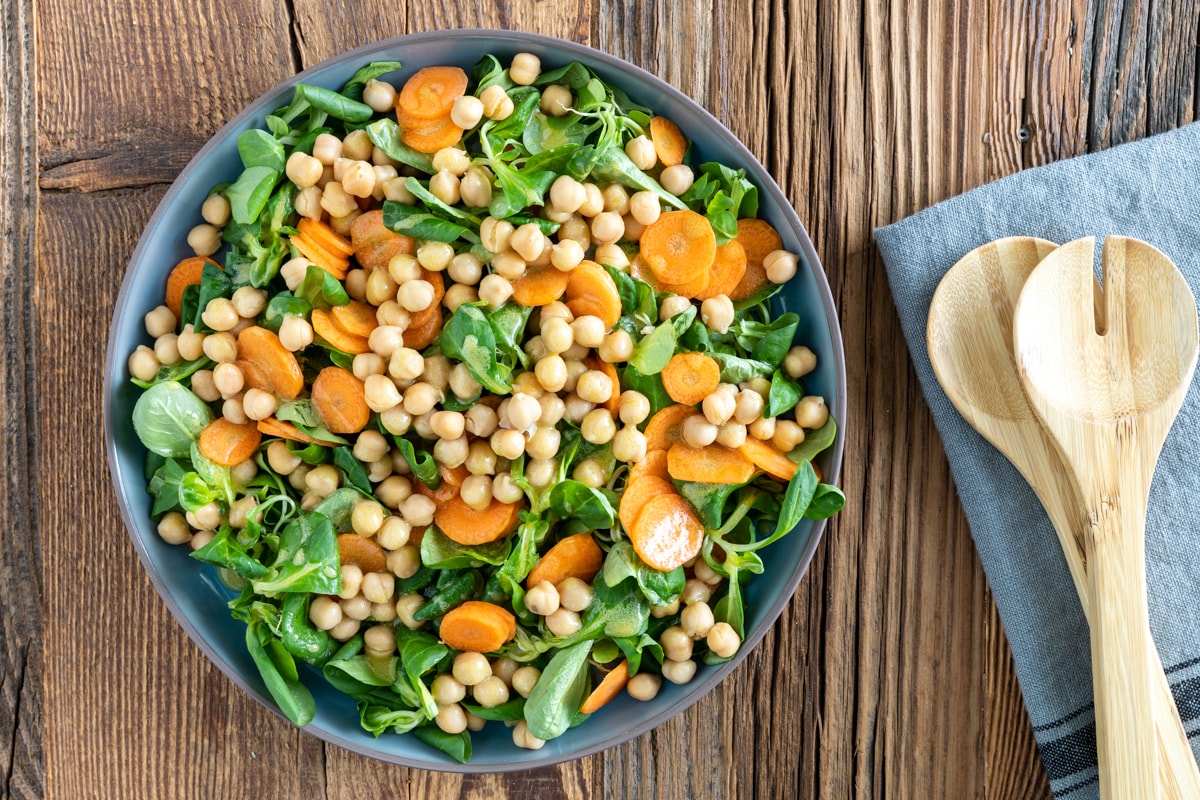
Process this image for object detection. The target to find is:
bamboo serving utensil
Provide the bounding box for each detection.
[1013,236,1198,800]
[927,236,1200,799]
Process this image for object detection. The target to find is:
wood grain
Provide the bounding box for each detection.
[13,0,1198,798]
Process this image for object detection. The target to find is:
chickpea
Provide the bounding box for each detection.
[436,703,468,735]
[305,464,340,499]
[622,213,646,242]
[556,577,593,613]
[459,165,493,208]
[662,658,698,685]
[400,493,436,527]
[453,651,492,686]
[152,333,180,366]
[492,472,525,504]
[465,404,499,439]
[681,601,716,639]
[200,297,237,333]
[144,305,177,338]
[432,674,467,705]
[308,596,343,631]
[432,146,471,176]
[428,169,461,206]
[589,211,624,245]
[491,252,527,281]
[478,274,514,309]
[187,223,222,257]
[380,406,413,436]
[614,391,649,427]
[490,428,526,461]
[733,389,765,425]
[188,529,215,551]
[426,410,464,441]
[399,382,438,417]
[795,395,830,429]
[512,665,542,698]
[294,185,323,220]
[715,422,747,448]
[576,370,614,405]
[764,249,799,284]
[264,440,299,476]
[549,175,586,215]
[376,515,412,550]
[398,278,437,313]
[557,214,591,248]
[339,566,366,601]
[702,390,736,426]
[682,415,718,448]
[433,434,468,469]
[351,499,386,537]
[451,94,484,129]
[526,458,556,488]
[176,324,205,361]
[599,329,634,363]
[362,572,395,605]
[540,84,573,116]
[360,374,399,413]
[329,617,361,641]
[525,581,561,616]
[201,192,232,226]
[513,720,546,750]
[221,395,248,425]
[562,392,595,424]
[579,183,604,217]
[480,216,514,254]
[625,135,657,170]
[459,474,493,511]
[693,558,723,586]
[509,52,541,85]
[680,578,713,605]
[651,598,681,618]
[707,622,741,659]
[627,672,662,701]
[386,545,421,580]
[659,295,692,321]
[319,181,358,217]
[581,408,617,445]
[660,626,694,662]
[526,427,561,461]
[748,416,776,441]
[463,440,498,477]
[341,160,376,198]
[572,457,606,488]
[396,593,427,629]
[361,77,397,112]
[156,512,192,545]
[210,363,243,399]
[594,243,630,271]
[627,190,662,225]
[545,608,581,637]
[700,295,734,334]
[660,164,695,196]
[381,175,416,204]
[510,223,546,262]
[773,420,806,452]
[612,425,648,464]
[534,355,568,393]
[480,84,514,120]
[341,130,372,162]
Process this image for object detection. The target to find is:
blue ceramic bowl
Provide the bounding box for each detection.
[103,30,845,771]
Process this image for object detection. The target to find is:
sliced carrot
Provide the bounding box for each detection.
[397,66,469,121]
[628,448,670,483]
[256,416,325,445]
[730,218,781,301]
[649,116,687,167]
[350,209,415,271]
[291,232,349,279]
[565,261,622,329]
[661,352,721,406]
[618,475,675,533]
[297,217,354,257]
[330,208,362,238]
[409,525,428,548]
[310,366,370,434]
[414,474,460,506]
[237,326,304,400]
[512,265,570,307]
[330,300,379,339]
[312,308,370,354]
[403,304,443,350]
[337,533,387,573]
[628,255,661,289]
[666,442,756,485]
[643,404,696,451]
[739,437,799,482]
[434,495,522,546]
[658,268,710,301]
[525,533,604,590]
[695,239,748,301]
[164,256,220,319]
[440,464,470,488]
[581,659,630,715]
[439,600,517,654]
[401,114,465,154]
[640,210,716,286]
[197,418,262,467]
[629,493,704,572]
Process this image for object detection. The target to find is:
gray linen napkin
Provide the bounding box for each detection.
[875,121,1200,799]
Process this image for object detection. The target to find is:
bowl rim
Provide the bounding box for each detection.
[102,27,846,772]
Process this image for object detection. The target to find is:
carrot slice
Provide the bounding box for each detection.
[618,475,675,533]
[403,304,443,350]
[659,268,711,301]
[629,493,704,571]
[565,261,621,329]
[414,463,470,504]
[640,210,716,285]
[237,326,304,400]
[434,495,522,546]
[666,442,756,485]
[256,416,324,445]
[661,352,721,406]
[310,366,370,434]
[297,217,354,257]
[350,209,416,271]
[643,405,696,451]
[291,232,349,279]
[525,533,605,590]
[337,533,387,573]
[312,308,370,354]
[649,116,687,167]
[581,659,630,715]
[330,300,379,339]
[629,448,670,483]
[401,114,465,154]
[730,218,781,301]
[198,418,262,467]
[739,437,798,482]
[165,256,220,319]
[397,66,469,121]
[440,464,470,488]
[695,240,748,301]
[439,601,517,653]
[512,266,569,307]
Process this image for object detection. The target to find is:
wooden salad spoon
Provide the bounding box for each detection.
[926,236,1200,799]
[1013,236,1198,800]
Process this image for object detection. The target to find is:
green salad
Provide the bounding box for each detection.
[126,52,844,762]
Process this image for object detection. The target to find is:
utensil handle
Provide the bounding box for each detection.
[1086,490,1159,800]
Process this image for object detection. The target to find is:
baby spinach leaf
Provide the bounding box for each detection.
[440,304,511,394]
[420,525,512,570]
[132,381,213,458]
[297,264,350,310]
[413,569,480,622]
[395,628,451,719]
[524,639,593,740]
[569,144,687,210]
[275,399,347,445]
[548,481,617,529]
[482,518,546,606]
[383,201,476,243]
[360,705,425,736]
[252,512,340,595]
[294,84,373,123]
[313,487,366,531]
[790,416,837,463]
[340,60,402,101]
[237,129,286,172]
[678,481,743,529]
[246,618,315,726]
[710,352,774,383]
[413,726,472,764]
[766,369,802,418]
[621,364,673,418]
[393,436,440,489]
[731,282,783,313]
[727,460,818,554]
[604,265,656,323]
[805,484,846,520]
[147,458,186,515]
[532,61,594,91]
[278,592,335,665]
[191,527,270,580]
[332,447,372,494]
[130,356,213,390]
[734,313,800,363]
[630,318,678,376]
[364,118,436,173]
[227,165,281,225]
[614,632,662,674]
[486,301,533,369]
[178,472,218,512]
[262,292,312,332]
[403,177,481,225]
[463,696,526,722]
[192,262,233,332]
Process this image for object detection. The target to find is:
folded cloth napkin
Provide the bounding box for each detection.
[875,121,1200,799]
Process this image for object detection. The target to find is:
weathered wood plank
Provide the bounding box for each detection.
[0,0,44,797]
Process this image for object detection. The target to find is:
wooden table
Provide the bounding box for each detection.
[3,1,1196,797]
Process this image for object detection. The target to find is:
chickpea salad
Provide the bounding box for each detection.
[127,54,844,762]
